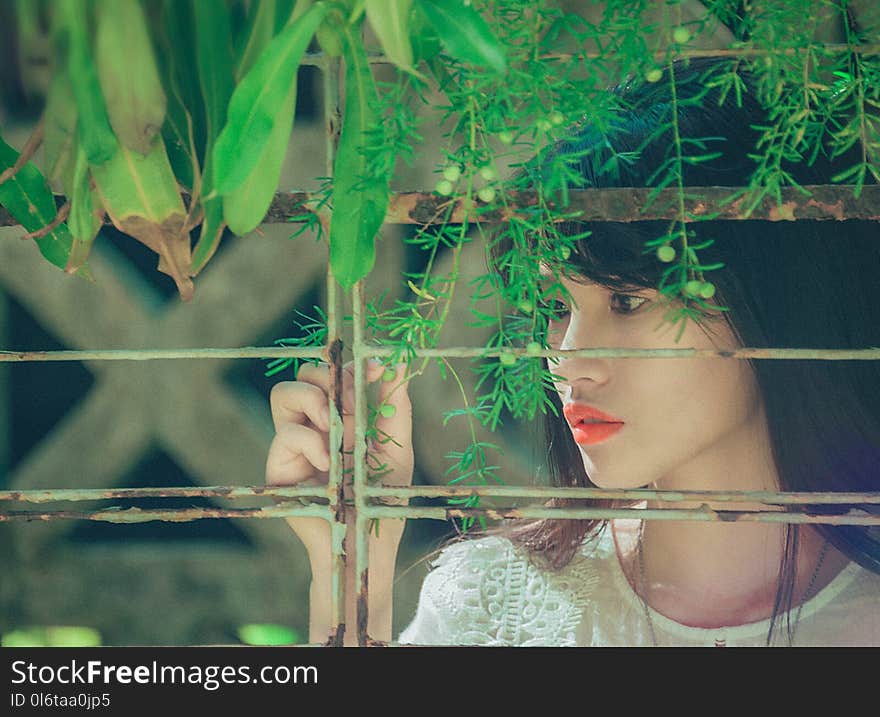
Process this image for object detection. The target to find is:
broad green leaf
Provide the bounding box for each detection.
[315,18,344,57]
[276,0,298,30]
[43,72,79,193]
[213,2,328,195]
[94,0,167,155]
[220,84,297,236]
[66,144,103,273]
[329,22,390,289]
[192,0,236,272]
[91,137,194,300]
[419,0,507,74]
[365,0,424,78]
[158,0,206,166]
[53,0,117,165]
[410,2,442,66]
[193,0,235,148]
[0,136,89,278]
[236,0,278,80]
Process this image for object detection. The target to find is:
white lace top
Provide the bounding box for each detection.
[397,525,880,647]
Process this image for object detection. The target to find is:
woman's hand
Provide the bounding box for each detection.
[265,359,413,555]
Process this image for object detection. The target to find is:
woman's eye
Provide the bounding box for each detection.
[539,298,571,322]
[610,293,648,315]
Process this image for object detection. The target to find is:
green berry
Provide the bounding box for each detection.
[479,165,498,182]
[645,68,663,83]
[550,111,564,126]
[517,299,534,314]
[382,368,396,382]
[499,352,517,366]
[559,245,571,261]
[673,26,691,44]
[435,179,454,196]
[477,186,496,203]
[498,130,514,145]
[657,245,676,263]
[536,118,552,132]
[442,165,461,182]
[526,341,543,356]
[699,282,716,299]
[684,280,703,297]
[379,404,396,418]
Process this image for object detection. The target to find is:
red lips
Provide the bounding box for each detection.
[563,403,625,446]
[562,402,624,427]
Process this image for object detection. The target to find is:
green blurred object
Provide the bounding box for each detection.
[236,623,300,646]
[2,626,102,647]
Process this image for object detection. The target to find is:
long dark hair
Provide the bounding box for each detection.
[486,56,880,645]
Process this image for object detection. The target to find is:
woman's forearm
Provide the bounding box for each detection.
[307,518,406,646]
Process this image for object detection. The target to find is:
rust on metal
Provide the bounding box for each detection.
[357,570,370,648]
[4,185,880,228]
[0,503,330,523]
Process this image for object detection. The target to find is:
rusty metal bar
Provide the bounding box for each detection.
[323,52,347,649]
[4,185,880,228]
[293,45,880,68]
[3,485,877,505]
[364,505,880,526]
[352,280,370,647]
[0,347,325,362]
[0,503,332,523]
[0,486,328,502]
[2,346,879,363]
[3,503,877,526]
[363,486,880,505]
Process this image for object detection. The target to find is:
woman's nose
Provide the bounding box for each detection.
[549,315,610,389]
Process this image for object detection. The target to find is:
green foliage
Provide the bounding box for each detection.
[328,19,391,289]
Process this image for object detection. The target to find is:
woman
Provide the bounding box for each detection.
[265,57,880,646]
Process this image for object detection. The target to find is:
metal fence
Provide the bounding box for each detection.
[2,49,880,647]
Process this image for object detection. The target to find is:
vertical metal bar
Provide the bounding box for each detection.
[0,290,8,478]
[322,53,346,647]
[352,280,369,646]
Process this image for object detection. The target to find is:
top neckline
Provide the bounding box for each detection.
[604,519,861,642]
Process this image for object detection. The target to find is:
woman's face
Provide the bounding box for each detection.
[542,266,773,492]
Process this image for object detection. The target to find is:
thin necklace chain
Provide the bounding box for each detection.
[635,521,831,647]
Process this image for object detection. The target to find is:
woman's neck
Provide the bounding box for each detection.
[615,405,850,628]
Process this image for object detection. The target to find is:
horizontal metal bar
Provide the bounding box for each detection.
[3,503,877,525]
[0,504,334,523]
[0,486,330,503]
[295,45,880,67]
[1,346,878,363]
[365,486,880,505]
[3,186,880,228]
[364,505,880,526]
[2,485,877,505]
[0,347,326,362]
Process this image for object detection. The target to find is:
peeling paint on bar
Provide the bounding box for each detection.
[359,506,880,526]
[0,503,333,523]
[2,346,879,364]
[4,185,880,228]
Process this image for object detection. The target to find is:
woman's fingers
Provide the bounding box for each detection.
[273,359,413,483]
[269,380,331,433]
[265,423,331,486]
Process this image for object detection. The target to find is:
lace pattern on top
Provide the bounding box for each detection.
[398,536,600,646]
